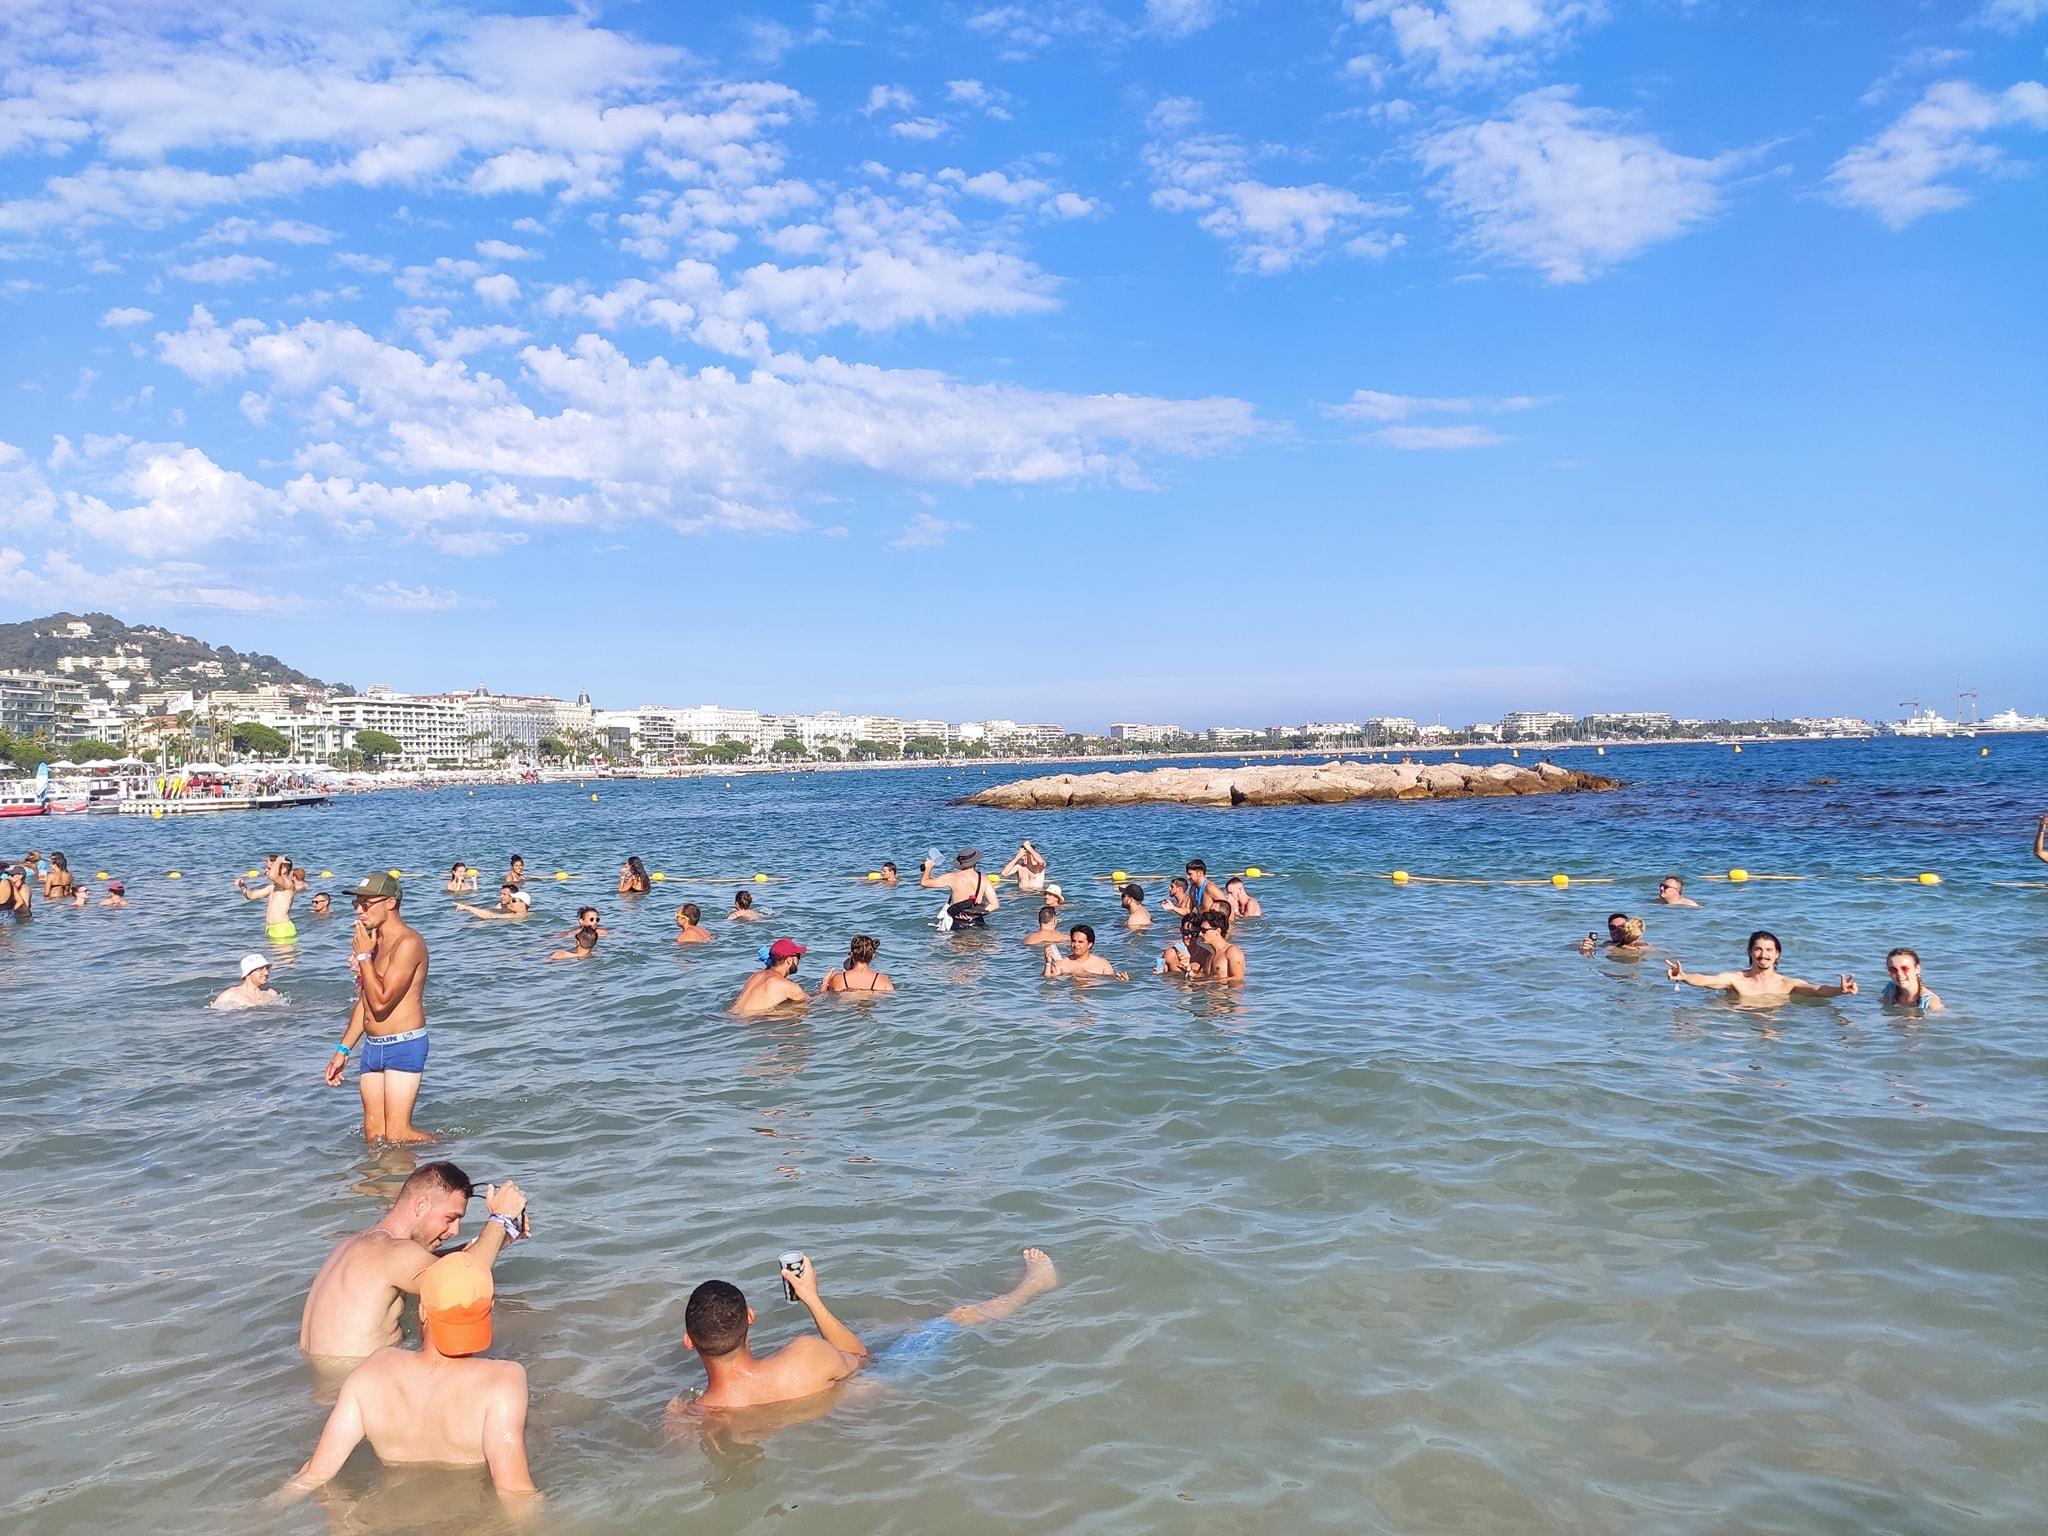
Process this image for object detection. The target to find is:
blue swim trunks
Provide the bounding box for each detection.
[871,1317,959,1379]
[359,1028,429,1074]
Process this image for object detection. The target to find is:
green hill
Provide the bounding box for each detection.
[0,612,348,696]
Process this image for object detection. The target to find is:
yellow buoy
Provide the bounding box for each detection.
[320,870,332,878]
[753,873,769,883]
[1245,866,1264,878]
[1918,872,1941,885]
[1391,870,1410,884]
[389,869,402,879]
[651,872,666,882]
[1729,869,1749,882]
[245,868,259,878]
[1111,869,1128,883]
[1981,747,1989,756]
[95,871,108,880]
[867,871,880,881]
[591,793,598,801]
[1551,873,1570,888]
[554,871,569,880]
[469,790,474,796]
[1596,747,1606,755]
[166,870,181,878]
[1734,745,1742,753]
[1511,750,1519,758]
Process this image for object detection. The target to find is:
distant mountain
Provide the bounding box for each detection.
[0,611,349,696]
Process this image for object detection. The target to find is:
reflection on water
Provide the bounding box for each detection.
[3,738,2047,1535]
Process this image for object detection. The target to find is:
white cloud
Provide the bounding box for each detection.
[890,512,968,548]
[1976,1,2048,30]
[946,80,992,105]
[194,217,336,246]
[865,86,918,116]
[1330,389,1476,421]
[1372,423,1509,449]
[1148,0,1227,37]
[348,580,467,611]
[1829,80,2048,229]
[1347,1,1600,86]
[1418,87,1732,282]
[0,544,293,613]
[0,441,60,528]
[99,306,154,327]
[63,442,279,556]
[475,239,537,261]
[890,117,949,141]
[1146,108,1404,272]
[171,254,278,283]
[472,272,520,307]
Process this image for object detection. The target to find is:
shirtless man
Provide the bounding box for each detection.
[728,890,764,922]
[1159,913,1206,975]
[1119,883,1152,929]
[212,953,280,1009]
[455,884,531,921]
[309,891,332,917]
[100,880,127,908]
[1184,859,1222,913]
[236,854,299,943]
[1222,876,1261,919]
[1157,876,1192,917]
[548,928,598,961]
[1666,930,1855,1005]
[1879,947,1944,1012]
[674,903,715,944]
[1043,924,1129,980]
[733,939,808,1015]
[1021,903,1065,947]
[922,849,998,927]
[2035,814,2048,865]
[878,861,899,887]
[284,1250,536,1504]
[1579,913,1648,955]
[1000,841,1048,895]
[1656,875,1700,907]
[1195,911,1245,981]
[325,873,435,1144]
[672,1248,1057,1415]
[299,1161,528,1360]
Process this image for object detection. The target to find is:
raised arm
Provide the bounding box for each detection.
[280,1379,367,1498]
[918,860,947,891]
[1665,959,1739,990]
[786,1258,869,1359]
[236,879,274,902]
[1791,974,1857,999]
[357,928,425,1011]
[2036,814,2048,864]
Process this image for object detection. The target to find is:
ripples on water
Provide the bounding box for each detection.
[1,739,2044,1535]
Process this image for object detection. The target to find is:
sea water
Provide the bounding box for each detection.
[1,738,2044,1535]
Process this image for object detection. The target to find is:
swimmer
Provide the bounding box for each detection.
[1119,882,1152,930]
[299,1161,528,1360]
[1656,875,1700,907]
[1043,923,1129,980]
[445,862,478,894]
[100,880,127,908]
[1000,840,1048,894]
[235,852,299,942]
[1042,883,1065,911]
[40,851,75,900]
[922,849,998,927]
[1184,859,1223,912]
[2036,814,2048,865]
[1022,904,1065,947]
[732,939,808,1015]
[819,934,894,994]
[289,866,309,894]
[674,903,715,944]
[728,889,764,922]
[1666,930,1855,1005]
[557,905,609,938]
[285,1251,536,1503]
[455,884,532,921]
[3,863,32,919]
[1158,876,1192,917]
[309,891,331,917]
[1159,912,1206,976]
[1580,913,1648,955]
[549,928,598,961]
[672,1247,1057,1415]
[212,953,281,1010]
[326,873,435,1145]
[1223,876,1261,919]
[879,861,899,887]
[1879,947,1944,1012]
[1194,910,1245,981]
[619,855,651,895]
[504,854,526,891]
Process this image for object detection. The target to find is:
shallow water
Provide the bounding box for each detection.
[2,737,2045,1536]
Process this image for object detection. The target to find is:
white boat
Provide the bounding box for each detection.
[0,767,50,819]
[1886,707,1960,736]
[1978,709,2048,734]
[117,767,329,815]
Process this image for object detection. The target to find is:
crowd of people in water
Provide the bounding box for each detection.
[4,815,2037,1505]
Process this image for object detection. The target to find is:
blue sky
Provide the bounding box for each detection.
[1,0,2043,729]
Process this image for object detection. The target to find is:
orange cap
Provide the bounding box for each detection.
[419,1252,494,1356]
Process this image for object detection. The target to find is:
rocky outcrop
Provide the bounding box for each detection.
[954,759,1619,809]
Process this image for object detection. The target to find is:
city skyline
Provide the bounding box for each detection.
[1,2,2042,725]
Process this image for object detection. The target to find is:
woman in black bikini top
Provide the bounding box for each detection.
[821,934,896,993]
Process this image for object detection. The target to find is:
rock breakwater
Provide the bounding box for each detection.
[956,759,1619,809]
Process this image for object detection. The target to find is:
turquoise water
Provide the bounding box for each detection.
[2,738,2044,1535]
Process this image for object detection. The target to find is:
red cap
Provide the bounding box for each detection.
[769,938,806,960]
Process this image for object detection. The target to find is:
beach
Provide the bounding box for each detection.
[1,735,2044,1535]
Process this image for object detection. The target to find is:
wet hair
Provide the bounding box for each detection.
[881,861,897,873]
[574,927,598,951]
[1197,910,1230,935]
[685,1280,750,1358]
[1225,876,1245,890]
[312,891,331,905]
[577,906,598,921]
[1747,930,1782,955]
[847,934,879,966]
[397,1160,474,1204]
[1618,917,1646,944]
[1038,904,1059,924]
[450,862,466,874]
[733,890,753,909]
[50,852,68,872]
[1180,913,1200,938]
[626,855,648,883]
[1121,882,1144,902]
[1660,874,1682,888]
[1886,946,1920,966]
[1186,859,1207,875]
[1168,876,1188,892]
[510,855,525,868]
[1608,912,1630,926]
[679,903,701,924]
[1069,923,1096,945]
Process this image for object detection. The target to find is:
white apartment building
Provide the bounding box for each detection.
[454,688,594,753]
[1365,716,1418,739]
[1465,722,1502,740]
[1109,723,1183,743]
[0,671,93,742]
[1498,711,1574,739]
[1580,711,1672,733]
[324,687,473,764]
[1206,727,1262,745]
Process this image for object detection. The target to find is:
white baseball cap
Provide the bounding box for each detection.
[239,954,270,979]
